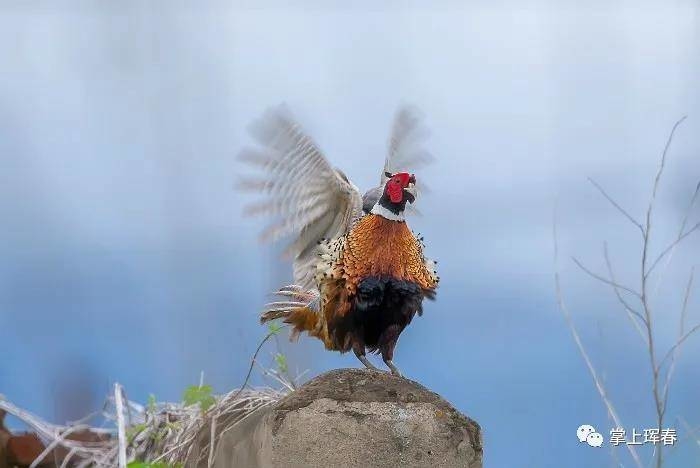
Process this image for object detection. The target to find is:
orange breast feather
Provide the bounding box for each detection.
[340,214,436,295]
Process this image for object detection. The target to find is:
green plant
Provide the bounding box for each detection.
[267,321,283,335]
[127,462,182,468]
[274,353,288,374]
[182,385,216,412]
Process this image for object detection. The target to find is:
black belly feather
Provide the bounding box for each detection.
[330,276,429,355]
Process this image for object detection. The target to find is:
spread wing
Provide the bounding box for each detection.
[381,105,434,185]
[360,106,434,215]
[238,106,363,289]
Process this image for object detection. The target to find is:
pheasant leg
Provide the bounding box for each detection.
[383,358,402,377]
[379,325,403,377]
[353,347,378,371]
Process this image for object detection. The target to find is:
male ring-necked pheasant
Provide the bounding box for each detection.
[239,106,439,376]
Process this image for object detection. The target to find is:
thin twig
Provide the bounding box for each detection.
[198,330,281,466]
[151,434,198,463]
[0,400,109,453]
[29,424,87,468]
[646,221,700,278]
[651,181,700,296]
[641,182,663,468]
[563,117,691,468]
[572,257,642,299]
[228,331,276,403]
[553,209,643,468]
[641,116,688,468]
[644,115,691,282]
[650,116,687,201]
[657,322,700,371]
[661,268,694,416]
[59,448,78,468]
[588,177,645,235]
[3,376,290,467]
[603,243,648,342]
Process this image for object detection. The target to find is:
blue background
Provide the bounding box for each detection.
[1,1,699,466]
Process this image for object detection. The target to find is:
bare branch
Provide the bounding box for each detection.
[641,184,663,468]
[603,243,648,341]
[650,116,687,202]
[643,115,690,276]
[661,268,694,414]
[651,181,700,296]
[658,322,700,371]
[0,400,110,455]
[228,331,276,403]
[588,177,645,235]
[646,220,700,277]
[563,117,689,468]
[59,448,78,468]
[572,256,642,299]
[29,425,88,468]
[553,209,643,468]
[639,117,688,468]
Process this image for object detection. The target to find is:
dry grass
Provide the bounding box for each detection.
[0,328,296,467]
[1,383,288,467]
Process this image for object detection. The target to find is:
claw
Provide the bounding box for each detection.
[354,349,379,371]
[384,360,402,377]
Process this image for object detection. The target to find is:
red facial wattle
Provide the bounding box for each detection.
[386,172,413,203]
[387,183,404,203]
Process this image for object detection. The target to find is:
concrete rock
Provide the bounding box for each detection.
[202,368,482,468]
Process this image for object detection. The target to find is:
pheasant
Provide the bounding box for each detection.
[239,106,439,375]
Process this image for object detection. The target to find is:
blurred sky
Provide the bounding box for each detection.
[1,1,699,466]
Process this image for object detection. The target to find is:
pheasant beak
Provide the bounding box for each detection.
[403,175,417,204]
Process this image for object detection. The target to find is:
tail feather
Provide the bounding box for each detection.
[260,285,322,340]
[277,284,305,292]
[264,301,309,309]
[269,284,316,301]
[260,309,293,323]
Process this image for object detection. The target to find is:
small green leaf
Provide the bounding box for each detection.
[267,321,282,335]
[274,353,288,373]
[182,384,216,411]
[147,394,157,412]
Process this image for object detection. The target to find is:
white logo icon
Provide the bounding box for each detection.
[586,432,604,447]
[577,424,595,442]
[577,424,604,447]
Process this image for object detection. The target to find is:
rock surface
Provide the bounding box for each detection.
[199,368,482,468]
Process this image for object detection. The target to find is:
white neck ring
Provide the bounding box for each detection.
[370,203,405,222]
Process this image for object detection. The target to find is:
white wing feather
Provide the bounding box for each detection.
[239,106,363,289]
[374,105,434,215]
[382,105,434,184]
